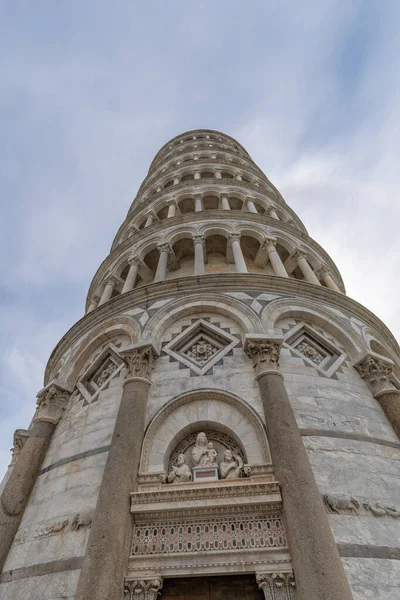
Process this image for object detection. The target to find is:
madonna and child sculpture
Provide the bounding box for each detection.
[167,432,243,483]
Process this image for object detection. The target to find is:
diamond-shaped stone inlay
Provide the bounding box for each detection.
[78,345,124,404]
[163,319,239,375]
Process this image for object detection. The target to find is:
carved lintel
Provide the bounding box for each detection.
[121,344,158,383]
[244,336,283,379]
[10,429,30,464]
[34,383,71,425]
[353,353,397,397]
[124,577,163,600]
[256,572,296,599]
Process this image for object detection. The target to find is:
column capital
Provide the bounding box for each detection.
[244,335,283,378]
[353,352,398,397]
[124,577,164,600]
[127,256,141,267]
[256,572,295,598]
[104,274,119,287]
[228,232,241,243]
[157,242,171,254]
[316,264,330,277]
[263,236,277,249]
[121,343,158,384]
[293,249,308,261]
[34,382,72,425]
[10,429,30,464]
[192,234,205,246]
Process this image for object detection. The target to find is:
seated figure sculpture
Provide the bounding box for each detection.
[192,432,210,467]
[167,453,192,483]
[220,449,243,479]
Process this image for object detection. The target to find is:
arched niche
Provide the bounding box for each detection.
[139,389,271,474]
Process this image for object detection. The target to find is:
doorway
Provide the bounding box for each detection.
[160,574,264,600]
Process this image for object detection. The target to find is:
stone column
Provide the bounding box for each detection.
[295,251,321,285]
[154,244,170,282]
[145,213,154,227]
[317,266,342,293]
[245,336,353,600]
[194,171,201,180]
[221,195,230,210]
[193,235,205,275]
[246,197,258,214]
[173,176,180,185]
[235,173,242,181]
[265,238,289,278]
[167,200,177,218]
[194,194,203,212]
[215,169,222,179]
[0,384,70,570]
[229,233,247,273]
[267,206,280,220]
[99,276,117,306]
[354,353,400,438]
[0,430,30,496]
[124,578,164,600]
[87,294,100,313]
[75,344,158,600]
[121,258,140,294]
[256,572,296,600]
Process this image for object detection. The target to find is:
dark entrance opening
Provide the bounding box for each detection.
[161,574,264,600]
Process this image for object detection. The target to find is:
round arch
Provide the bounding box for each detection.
[140,389,271,473]
[141,292,262,349]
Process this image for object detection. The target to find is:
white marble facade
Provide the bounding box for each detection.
[1,129,400,600]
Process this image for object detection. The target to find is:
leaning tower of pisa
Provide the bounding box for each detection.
[1,129,400,600]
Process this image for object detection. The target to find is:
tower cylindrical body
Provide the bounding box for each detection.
[1,129,399,600]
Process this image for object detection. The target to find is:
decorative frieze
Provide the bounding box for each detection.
[34,383,71,425]
[324,492,400,518]
[256,572,296,600]
[124,578,163,600]
[244,336,283,378]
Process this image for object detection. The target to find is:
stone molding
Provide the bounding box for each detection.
[121,343,158,383]
[124,577,163,600]
[139,389,271,472]
[131,481,280,509]
[34,383,71,425]
[244,335,283,379]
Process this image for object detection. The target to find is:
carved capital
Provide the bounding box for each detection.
[354,354,396,397]
[293,249,307,261]
[192,234,205,246]
[104,274,119,287]
[263,237,277,251]
[121,344,158,383]
[256,572,295,599]
[34,383,71,425]
[157,243,170,254]
[124,578,163,600]
[244,336,283,378]
[10,429,30,464]
[228,232,241,244]
[316,264,330,278]
[128,256,141,267]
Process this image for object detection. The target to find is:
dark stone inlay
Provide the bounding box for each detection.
[179,362,189,369]
[39,445,111,476]
[0,556,83,583]
[300,429,400,450]
[338,543,400,561]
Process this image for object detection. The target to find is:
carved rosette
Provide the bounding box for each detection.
[124,578,163,600]
[256,572,296,600]
[245,338,282,379]
[34,384,70,425]
[123,345,157,383]
[355,355,397,397]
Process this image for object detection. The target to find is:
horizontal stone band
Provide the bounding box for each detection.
[300,429,400,450]
[338,543,400,561]
[0,557,83,583]
[39,445,111,476]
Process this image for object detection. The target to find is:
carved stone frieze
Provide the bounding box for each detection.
[34,383,71,425]
[122,344,157,382]
[324,492,400,518]
[244,336,283,378]
[124,578,163,600]
[256,572,296,600]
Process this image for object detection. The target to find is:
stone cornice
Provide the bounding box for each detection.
[45,273,400,384]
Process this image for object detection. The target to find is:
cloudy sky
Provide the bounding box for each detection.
[1,1,399,478]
